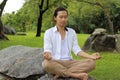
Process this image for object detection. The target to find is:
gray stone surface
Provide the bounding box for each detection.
[82,28,116,52]
[39,74,96,80]
[0,45,44,79]
[3,26,16,35]
[92,28,106,35]
[115,34,120,52]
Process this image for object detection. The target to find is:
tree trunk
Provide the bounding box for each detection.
[36,0,49,37]
[104,9,114,34]
[0,19,8,40]
[36,11,42,37]
[0,0,9,40]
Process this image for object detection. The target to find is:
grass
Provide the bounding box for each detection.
[90,53,120,80]
[0,32,120,80]
[0,32,44,50]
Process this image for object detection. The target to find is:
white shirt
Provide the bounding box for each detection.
[44,26,82,60]
[60,35,72,60]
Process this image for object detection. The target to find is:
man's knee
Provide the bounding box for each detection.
[42,60,51,70]
[87,59,96,70]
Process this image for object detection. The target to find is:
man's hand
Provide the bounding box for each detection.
[91,52,101,60]
[43,52,52,60]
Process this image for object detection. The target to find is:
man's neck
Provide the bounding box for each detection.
[56,25,65,32]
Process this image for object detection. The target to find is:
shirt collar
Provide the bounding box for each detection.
[53,26,68,32]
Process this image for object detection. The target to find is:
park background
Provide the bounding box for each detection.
[0,0,120,80]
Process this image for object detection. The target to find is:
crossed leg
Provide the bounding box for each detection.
[42,59,95,80]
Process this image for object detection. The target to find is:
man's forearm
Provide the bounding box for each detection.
[77,51,93,59]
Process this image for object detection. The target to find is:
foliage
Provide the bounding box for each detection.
[1,0,120,34]
[2,0,39,32]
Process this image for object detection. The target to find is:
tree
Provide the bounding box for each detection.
[0,0,8,40]
[36,0,49,37]
[80,0,114,34]
[110,3,120,34]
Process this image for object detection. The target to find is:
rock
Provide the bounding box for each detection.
[39,74,96,80]
[3,26,16,35]
[115,34,120,52]
[82,28,116,52]
[0,45,44,79]
[92,28,106,35]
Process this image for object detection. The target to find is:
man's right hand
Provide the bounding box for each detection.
[43,52,52,60]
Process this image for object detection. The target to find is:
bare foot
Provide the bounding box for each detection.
[77,73,88,80]
[53,74,59,80]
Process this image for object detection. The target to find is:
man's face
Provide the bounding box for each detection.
[54,11,68,27]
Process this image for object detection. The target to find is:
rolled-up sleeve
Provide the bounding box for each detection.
[44,30,52,53]
[72,30,82,55]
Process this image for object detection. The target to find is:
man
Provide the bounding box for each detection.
[42,7,101,80]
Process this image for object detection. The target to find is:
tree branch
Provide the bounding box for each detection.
[82,1,105,9]
[0,0,7,16]
[39,0,44,9]
[42,0,49,13]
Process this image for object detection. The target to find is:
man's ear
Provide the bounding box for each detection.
[54,16,56,22]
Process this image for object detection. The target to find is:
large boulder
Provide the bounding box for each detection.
[82,28,116,52]
[115,34,120,52]
[0,45,45,79]
[0,45,96,80]
[3,26,16,35]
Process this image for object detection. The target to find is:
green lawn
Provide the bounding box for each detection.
[0,32,120,80]
[0,32,44,50]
